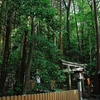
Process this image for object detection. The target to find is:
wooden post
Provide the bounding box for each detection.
[87,78,91,97]
[68,66,71,90]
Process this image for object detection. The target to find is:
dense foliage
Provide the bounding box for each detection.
[0,0,100,96]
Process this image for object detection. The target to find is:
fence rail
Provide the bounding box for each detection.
[0,90,79,100]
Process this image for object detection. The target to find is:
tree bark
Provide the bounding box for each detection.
[22,17,34,94]
[73,0,82,62]
[0,13,12,95]
[93,0,100,94]
[20,30,28,93]
[59,0,63,56]
[63,0,71,50]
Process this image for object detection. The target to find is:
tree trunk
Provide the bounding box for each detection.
[22,17,34,94]
[0,1,3,55]
[63,0,71,90]
[59,0,63,56]
[0,13,11,95]
[73,0,82,61]
[20,30,28,93]
[93,0,100,94]
[66,0,71,50]
[63,0,71,50]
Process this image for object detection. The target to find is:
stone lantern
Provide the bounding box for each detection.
[72,67,85,100]
[72,67,84,80]
[61,60,86,100]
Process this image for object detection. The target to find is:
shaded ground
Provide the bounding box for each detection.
[83,99,100,100]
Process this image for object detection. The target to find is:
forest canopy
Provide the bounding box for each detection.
[0,0,100,96]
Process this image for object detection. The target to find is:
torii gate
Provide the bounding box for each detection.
[61,60,86,100]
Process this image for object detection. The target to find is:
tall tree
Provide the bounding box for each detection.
[93,0,100,94]
[0,2,12,94]
[63,0,71,50]
[59,0,63,55]
[22,17,35,94]
[73,0,82,53]
[20,30,28,93]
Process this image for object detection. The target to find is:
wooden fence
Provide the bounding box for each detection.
[0,90,79,100]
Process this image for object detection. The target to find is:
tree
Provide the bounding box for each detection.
[1,0,100,96]
[93,0,100,94]
[59,0,63,55]
[22,17,35,94]
[0,0,13,95]
[63,0,71,51]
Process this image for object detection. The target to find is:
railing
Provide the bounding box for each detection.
[0,90,79,100]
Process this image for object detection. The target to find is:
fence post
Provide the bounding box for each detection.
[0,90,79,100]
